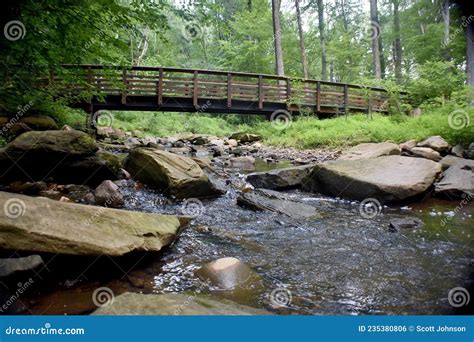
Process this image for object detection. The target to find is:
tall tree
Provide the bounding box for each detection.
[467,18,474,85]
[453,0,474,85]
[316,0,327,80]
[295,0,309,78]
[271,0,285,76]
[392,0,403,83]
[441,0,450,47]
[369,0,382,79]
[339,0,349,31]
[133,29,150,66]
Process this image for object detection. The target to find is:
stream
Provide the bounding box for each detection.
[16,160,474,315]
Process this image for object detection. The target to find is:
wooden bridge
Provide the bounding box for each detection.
[54,65,395,125]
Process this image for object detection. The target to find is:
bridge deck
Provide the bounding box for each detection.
[55,65,393,117]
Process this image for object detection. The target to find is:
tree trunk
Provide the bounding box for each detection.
[248,0,252,11]
[272,0,285,76]
[441,0,450,60]
[379,34,386,78]
[330,60,335,82]
[316,0,327,80]
[392,0,402,83]
[467,18,474,85]
[369,0,382,79]
[442,0,450,47]
[295,0,309,78]
[133,30,149,67]
[340,0,349,31]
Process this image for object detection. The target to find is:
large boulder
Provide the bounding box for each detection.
[417,135,450,153]
[1,115,58,137]
[435,161,474,198]
[0,192,188,256]
[17,115,58,131]
[0,130,119,185]
[124,148,221,199]
[237,189,319,219]
[63,150,122,185]
[338,142,401,160]
[92,292,269,315]
[302,156,442,203]
[246,165,315,190]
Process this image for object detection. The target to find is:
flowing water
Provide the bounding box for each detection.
[119,185,473,315]
[16,160,473,315]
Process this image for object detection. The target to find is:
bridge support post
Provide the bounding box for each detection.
[343,84,349,118]
[86,105,97,136]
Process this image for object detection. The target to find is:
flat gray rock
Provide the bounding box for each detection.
[435,162,474,198]
[302,156,442,203]
[338,142,400,160]
[237,189,319,219]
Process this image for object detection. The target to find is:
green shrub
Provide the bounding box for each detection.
[407,60,465,106]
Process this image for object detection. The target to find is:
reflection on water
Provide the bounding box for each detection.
[119,185,473,315]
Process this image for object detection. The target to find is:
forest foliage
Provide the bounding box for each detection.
[0,0,473,147]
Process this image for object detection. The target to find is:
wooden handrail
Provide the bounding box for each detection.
[60,64,404,94]
[16,63,409,117]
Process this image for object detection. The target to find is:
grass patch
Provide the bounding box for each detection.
[111,111,247,137]
[45,106,473,150]
[251,107,474,148]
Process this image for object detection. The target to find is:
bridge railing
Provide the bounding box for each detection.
[56,64,394,114]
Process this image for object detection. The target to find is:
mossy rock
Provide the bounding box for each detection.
[0,130,117,185]
[124,147,222,198]
[0,191,187,256]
